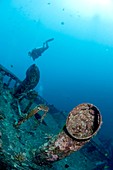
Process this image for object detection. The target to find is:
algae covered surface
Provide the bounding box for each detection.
[0,65,112,170]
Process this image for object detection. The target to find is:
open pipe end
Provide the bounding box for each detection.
[66,103,102,140]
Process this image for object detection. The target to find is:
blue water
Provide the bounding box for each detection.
[0,0,113,145]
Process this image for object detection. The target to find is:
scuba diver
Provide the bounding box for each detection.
[28,38,54,61]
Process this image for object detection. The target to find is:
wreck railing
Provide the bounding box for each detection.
[0,64,21,88]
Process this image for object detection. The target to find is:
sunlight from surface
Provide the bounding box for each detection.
[62,0,113,20]
[12,0,113,20]
[12,0,113,45]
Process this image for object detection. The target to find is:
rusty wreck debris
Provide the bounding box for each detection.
[34,103,102,165]
[0,64,105,169]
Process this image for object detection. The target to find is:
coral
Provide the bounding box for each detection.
[13,152,26,162]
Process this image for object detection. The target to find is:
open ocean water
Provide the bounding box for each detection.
[0,1,113,169]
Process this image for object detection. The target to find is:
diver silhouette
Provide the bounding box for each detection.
[28,38,54,61]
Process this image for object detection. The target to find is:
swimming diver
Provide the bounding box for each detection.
[28,38,54,61]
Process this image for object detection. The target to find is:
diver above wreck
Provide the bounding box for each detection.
[28,38,54,61]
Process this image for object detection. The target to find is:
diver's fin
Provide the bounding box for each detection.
[46,38,54,43]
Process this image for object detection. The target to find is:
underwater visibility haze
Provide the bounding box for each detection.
[0,0,113,170]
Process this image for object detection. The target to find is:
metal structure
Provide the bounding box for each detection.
[35,103,102,165]
[0,64,112,170]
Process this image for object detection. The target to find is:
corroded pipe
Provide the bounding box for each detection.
[34,103,102,166]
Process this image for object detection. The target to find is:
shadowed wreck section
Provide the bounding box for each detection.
[13,64,40,98]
